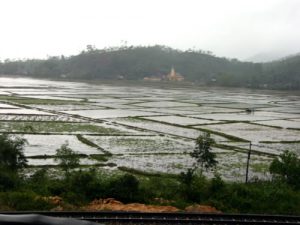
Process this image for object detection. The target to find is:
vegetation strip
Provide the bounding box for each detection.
[26,163,117,168]
[118,166,178,178]
[260,140,300,144]
[76,134,112,156]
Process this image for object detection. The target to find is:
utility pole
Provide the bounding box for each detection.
[245,142,252,183]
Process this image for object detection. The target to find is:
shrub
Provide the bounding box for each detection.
[0,171,20,191]
[269,150,300,188]
[26,169,50,195]
[0,191,54,211]
[140,177,181,204]
[108,174,139,203]
[209,173,226,196]
[65,169,105,204]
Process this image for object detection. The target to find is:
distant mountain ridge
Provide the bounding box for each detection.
[0,45,299,90]
[246,51,300,63]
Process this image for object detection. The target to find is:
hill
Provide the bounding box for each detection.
[0,45,299,89]
[262,54,300,89]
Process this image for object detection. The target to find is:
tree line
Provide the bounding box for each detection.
[0,45,299,89]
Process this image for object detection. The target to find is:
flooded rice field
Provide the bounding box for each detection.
[0,77,300,181]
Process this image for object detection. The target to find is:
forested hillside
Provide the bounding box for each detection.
[262,54,300,89]
[0,45,299,89]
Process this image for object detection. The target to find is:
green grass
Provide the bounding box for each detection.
[247,122,283,129]
[76,134,100,147]
[196,127,248,142]
[26,153,108,162]
[287,128,300,131]
[26,154,87,159]
[5,97,83,105]
[128,152,189,156]
[171,163,184,169]
[117,166,178,178]
[111,137,157,147]
[0,121,122,134]
[89,154,109,162]
[251,162,270,173]
[0,94,87,105]
[76,134,112,156]
[260,140,300,144]
[26,162,117,168]
[0,96,24,100]
[215,143,278,157]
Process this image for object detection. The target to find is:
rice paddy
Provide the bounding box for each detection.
[1,77,299,180]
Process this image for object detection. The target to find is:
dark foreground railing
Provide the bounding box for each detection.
[0,213,100,225]
[1,211,300,225]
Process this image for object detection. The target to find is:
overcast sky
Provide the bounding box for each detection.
[0,0,299,61]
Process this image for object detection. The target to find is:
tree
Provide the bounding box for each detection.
[269,150,300,188]
[190,132,217,171]
[54,143,80,174]
[86,44,96,52]
[0,134,27,172]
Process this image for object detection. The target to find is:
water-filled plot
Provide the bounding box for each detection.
[132,101,198,108]
[142,115,221,126]
[200,122,300,143]
[23,134,102,157]
[83,135,193,154]
[0,103,19,109]
[253,119,300,129]
[190,112,279,122]
[62,109,162,119]
[0,108,54,115]
[27,158,100,166]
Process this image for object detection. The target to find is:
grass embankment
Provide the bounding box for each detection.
[76,134,112,156]
[0,121,120,134]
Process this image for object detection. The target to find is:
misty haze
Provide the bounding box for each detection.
[0,0,299,219]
